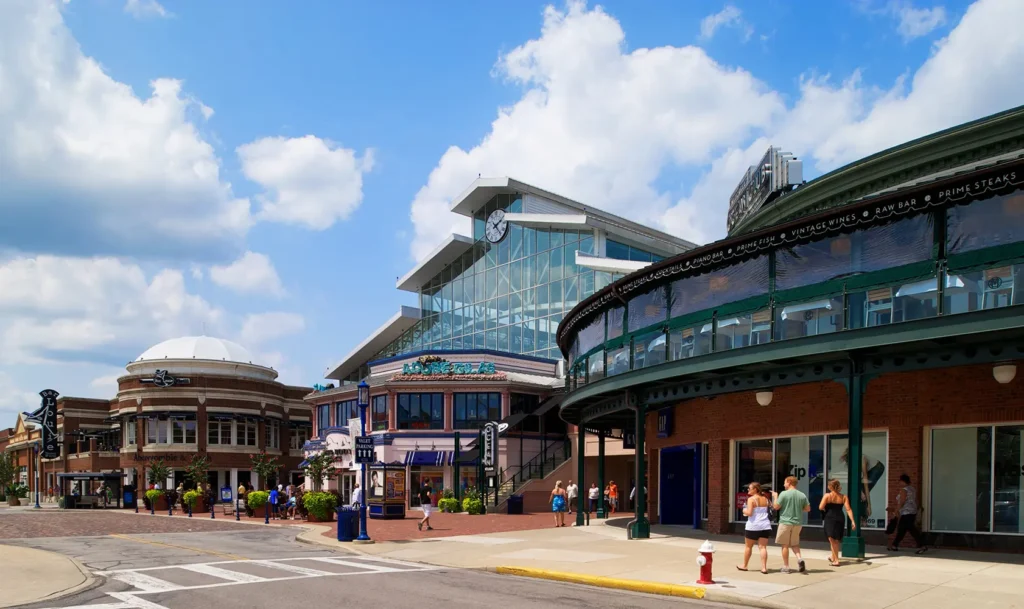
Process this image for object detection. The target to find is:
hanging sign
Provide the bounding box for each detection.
[354,436,375,464]
[622,431,636,450]
[25,389,60,459]
[481,422,499,468]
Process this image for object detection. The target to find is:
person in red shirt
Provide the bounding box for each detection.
[608,481,618,514]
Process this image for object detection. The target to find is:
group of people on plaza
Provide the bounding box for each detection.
[740,473,929,573]
[551,479,645,527]
[236,483,303,520]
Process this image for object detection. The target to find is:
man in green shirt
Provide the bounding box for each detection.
[773,475,811,573]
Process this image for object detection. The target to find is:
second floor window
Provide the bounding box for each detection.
[125,422,137,445]
[336,399,357,427]
[454,393,501,429]
[397,393,444,430]
[208,420,232,445]
[290,425,311,450]
[372,394,388,431]
[317,404,330,434]
[239,421,257,446]
[265,419,280,449]
[147,419,168,444]
[171,419,197,444]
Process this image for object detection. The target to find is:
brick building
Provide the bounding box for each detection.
[0,336,313,502]
[556,107,1024,553]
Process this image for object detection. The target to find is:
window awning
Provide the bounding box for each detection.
[781,300,834,321]
[405,451,448,467]
[297,460,309,468]
[894,275,966,298]
[451,449,479,465]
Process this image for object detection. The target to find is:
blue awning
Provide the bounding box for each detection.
[405,451,448,467]
[297,460,309,468]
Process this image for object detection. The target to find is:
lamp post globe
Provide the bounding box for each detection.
[356,380,372,542]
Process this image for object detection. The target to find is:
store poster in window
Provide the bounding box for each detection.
[386,470,406,500]
[828,432,888,529]
[370,471,384,498]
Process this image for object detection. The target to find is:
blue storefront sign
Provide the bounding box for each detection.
[402,361,496,375]
[221,487,232,502]
[656,409,673,438]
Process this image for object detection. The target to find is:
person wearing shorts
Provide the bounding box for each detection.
[738,482,772,574]
[417,484,433,531]
[773,476,811,573]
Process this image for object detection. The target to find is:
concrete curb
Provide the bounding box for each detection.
[492,566,708,600]
[0,551,100,609]
[293,525,369,556]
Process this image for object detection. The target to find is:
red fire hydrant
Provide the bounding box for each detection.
[696,540,715,584]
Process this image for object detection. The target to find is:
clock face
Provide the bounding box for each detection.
[485,209,508,243]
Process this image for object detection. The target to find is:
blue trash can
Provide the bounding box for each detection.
[507,495,524,515]
[336,506,359,542]
[123,489,135,508]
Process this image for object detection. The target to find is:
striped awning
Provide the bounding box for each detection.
[405,451,448,467]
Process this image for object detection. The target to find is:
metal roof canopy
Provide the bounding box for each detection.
[323,306,422,381]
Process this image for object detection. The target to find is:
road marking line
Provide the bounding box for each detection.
[41,603,132,609]
[95,555,339,574]
[107,534,247,561]
[250,560,334,576]
[108,571,180,593]
[109,592,168,609]
[345,556,440,570]
[177,563,268,583]
[309,557,403,573]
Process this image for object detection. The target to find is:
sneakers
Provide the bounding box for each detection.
[417,522,422,531]
[427,526,434,531]
[780,567,792,574]
[798,559,806,573]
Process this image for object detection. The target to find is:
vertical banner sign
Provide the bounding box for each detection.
[623,431,636,450]
[27,389,60,459]
[656,409,673,439]
[481,422,498,469]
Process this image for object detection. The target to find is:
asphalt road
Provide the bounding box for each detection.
[7,527,735,609]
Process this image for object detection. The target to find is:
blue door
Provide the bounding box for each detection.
[659,445,701,527]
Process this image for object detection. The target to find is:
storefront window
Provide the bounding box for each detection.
[605,345,630,376]
[735,432,887,529]
[398,393,444,430]
[317,404,330,434]
[775,297,844,340]
[668,326,710,361]
[588,352,605,382]
[633,330,666,369]
[454,393,501,429]
[931,425,1022,534]
[371,395,388,431]
[410,468,444,507]
[714,310,771,351]
[944,265,1024,313]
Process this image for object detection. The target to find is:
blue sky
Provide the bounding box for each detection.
[2,0,1021,421]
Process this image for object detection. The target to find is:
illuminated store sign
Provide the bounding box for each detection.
[401,360,496,375]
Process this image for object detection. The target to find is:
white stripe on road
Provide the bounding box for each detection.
[346,555,440,570]
[309,557,403,573]
[249,560,334,576]
[109,592,169,609]
[177,563,268,583]
[109,571,180,592]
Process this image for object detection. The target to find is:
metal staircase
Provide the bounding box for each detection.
[491,437,571,509]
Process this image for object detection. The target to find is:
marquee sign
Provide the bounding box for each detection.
[481,422,498,469]
[25,389,60,459]
[140,370,190,388]
[401,359,496,376]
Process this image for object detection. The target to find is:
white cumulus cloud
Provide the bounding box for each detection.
[240,312,306,346]
[238,135,375,230]
[699,5,751,41]
[892,2,947,40]
[208,251,285,297]
[124,0,169,19]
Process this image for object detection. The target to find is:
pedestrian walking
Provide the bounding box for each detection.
[417,483,433,531]
[608,480,618,514]
[629,483,646,510]
[737,482,771,574]
[888,474,928,553]
[566,480,578,514]
[772,476,811,573]
[269,485,280,520]
[550,480,567,527]
[588,482,599,514]
[820,479,856,566]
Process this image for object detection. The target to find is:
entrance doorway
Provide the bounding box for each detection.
[660,445,702,527]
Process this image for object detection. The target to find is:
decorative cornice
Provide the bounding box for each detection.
[557,159,1024,353]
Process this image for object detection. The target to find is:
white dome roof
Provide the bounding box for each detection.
[135,336,258,365]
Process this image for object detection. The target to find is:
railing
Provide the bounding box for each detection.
[494,436,572,505]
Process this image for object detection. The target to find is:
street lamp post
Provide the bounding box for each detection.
[34,444,41,509]
[356,380,371,542]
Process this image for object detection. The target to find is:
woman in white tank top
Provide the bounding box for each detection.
[738,482,772,574]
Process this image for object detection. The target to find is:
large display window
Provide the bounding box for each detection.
[930,424,1023,535]
[734,431,887,529]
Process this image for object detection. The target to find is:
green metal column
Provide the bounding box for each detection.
[597,429,606,519]
[629,403,650,539]
[454,431,461,505]
[576,426,586,527]
[841,361,866,559]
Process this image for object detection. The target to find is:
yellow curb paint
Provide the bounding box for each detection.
[107,534,247,561]
[494,566,706,599]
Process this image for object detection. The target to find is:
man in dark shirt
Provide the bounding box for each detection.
[417,484,433,531]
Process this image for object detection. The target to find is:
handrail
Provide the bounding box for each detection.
[503,436,571,490]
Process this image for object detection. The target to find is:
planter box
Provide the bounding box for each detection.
[307,512,333,523]
[193,496,208,513]
[150,495,168,511]
[7,497,20,507]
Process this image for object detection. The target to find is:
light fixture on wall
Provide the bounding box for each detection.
[135,397,143,406]
[755,391,774,407]
[993,364,1017,385]
[198,395,206,405]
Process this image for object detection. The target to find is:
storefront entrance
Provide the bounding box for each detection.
[660,445,701,527]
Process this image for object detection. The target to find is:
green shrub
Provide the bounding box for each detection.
[438,498,461,513]
[462,486,481,501]
[462,497,483,515]
[182,490,201,508]
[441,487,455,500]
[57,496,65,509]
[303,491,337,521]
[247,490,270,509]
[144,490,164,505]
[12,484,28,499]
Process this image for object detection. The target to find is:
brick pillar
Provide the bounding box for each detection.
[500,390,510,419]
[444,391,454,432]
[706,439,731,534]
[387,391,397,432]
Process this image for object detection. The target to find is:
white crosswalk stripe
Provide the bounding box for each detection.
[249,559,334,577]
[177,562,268,583]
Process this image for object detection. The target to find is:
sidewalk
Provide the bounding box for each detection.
[0,544,96,608]
[301,517,1024,608]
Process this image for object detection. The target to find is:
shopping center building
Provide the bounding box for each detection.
[557,106,1024,553]
[0,336,313,501]
[306,178,694,509]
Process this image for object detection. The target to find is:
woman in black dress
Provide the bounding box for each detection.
[819,479,856,566]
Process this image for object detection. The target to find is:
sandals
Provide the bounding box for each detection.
[735,566,748,572]
[830,560,841,567]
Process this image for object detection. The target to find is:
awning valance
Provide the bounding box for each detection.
[405,451,448,467]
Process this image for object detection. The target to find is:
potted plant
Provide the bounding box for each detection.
[462,487,483,515]
[184,454,211,512]
[249,450,280,491]
[302,491,337,523]
[438,488,461,513]
[182,489,202,512]
[145,459,171,511]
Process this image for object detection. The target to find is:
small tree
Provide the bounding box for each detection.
[249,450,280,490]
[146,459,171,490]
[302,452,339,492]
[184,454,211,490]
[0,452,16,497]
